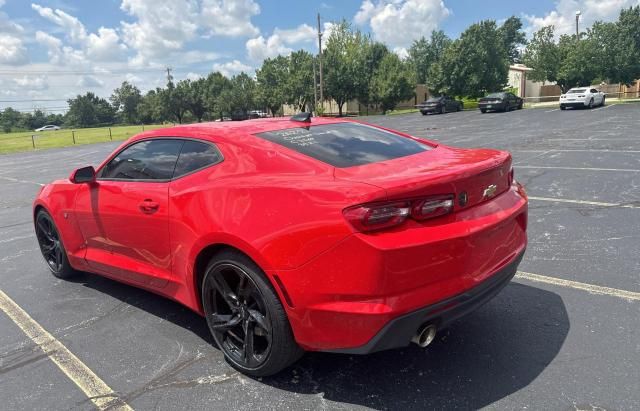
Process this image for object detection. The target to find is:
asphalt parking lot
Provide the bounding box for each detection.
[1,104,639,410]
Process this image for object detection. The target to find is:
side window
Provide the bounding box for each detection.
[173,140,223,178]
[100,139,183,180]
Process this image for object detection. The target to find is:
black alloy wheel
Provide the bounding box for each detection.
[35,211,76,278]
[588,98,594,109]
[202,251,302,376]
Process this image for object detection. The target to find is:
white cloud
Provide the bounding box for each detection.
[354,0,451,49]
[77,75,104,88]
[524,0,640,37]
[212,59,253,76]
[0,3,27,65]
[0,34,28,65]
[121,0,260,65]
[246,24,316,62]
[31,3,127,62]
[201,0,260,37]
[14,75,49,91]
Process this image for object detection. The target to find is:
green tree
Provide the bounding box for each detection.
[408,30,451,84]
[183,78,208,122]
[555,34,598,91]
[323,20,367,116]
[162,79,189,124]
[110,81,142,124]
[357,40,389,109]
[1,107,22,133]
[523,26,561,85]
[286,50,315,111]
[65,93,115,127]
[432,20,509,97]
[498,16,527,63]
[256,55,288,116]
[370,53,414,114]
[219,72,256,117]
[204,71,231,120]
[138,89,166,124]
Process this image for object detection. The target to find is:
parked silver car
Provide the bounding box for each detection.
[34,125,61,132]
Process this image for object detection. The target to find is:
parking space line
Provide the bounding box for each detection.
[515,271,640,302]
[592,104,617,111]
[0,289,134,411]
[528,196,640,209]
[517,165,640,172]
[0,176,45,186]
[544,149,640,153]
[545,108,559,113]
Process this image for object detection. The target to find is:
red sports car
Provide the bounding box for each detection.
[33,115,527,376]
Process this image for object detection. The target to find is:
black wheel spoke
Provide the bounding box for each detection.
[213,273,239,309]
[248,309,270,335]
[37,219,54,241]
[242,319,255,364]
[205,262,273,369]
[54,246,62,269]
[210,313,242,329]
[41,242,56,252]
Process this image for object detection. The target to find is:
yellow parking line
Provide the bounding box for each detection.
[516,272,640,302]
[0,289,133,411]
[528,196,640,209]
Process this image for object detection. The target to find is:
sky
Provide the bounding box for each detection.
[1,0,638,113]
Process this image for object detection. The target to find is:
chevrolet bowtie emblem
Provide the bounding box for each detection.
[483,184,498,199]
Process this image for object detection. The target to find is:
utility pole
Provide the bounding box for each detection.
[317,13,324,110]
[575,10,581,39]
[166,67,173,85]
[313,60,318,112]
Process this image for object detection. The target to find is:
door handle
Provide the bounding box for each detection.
[139,199,159,214]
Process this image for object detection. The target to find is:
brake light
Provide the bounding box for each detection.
[411,196,454,220]
[343,195,454,232]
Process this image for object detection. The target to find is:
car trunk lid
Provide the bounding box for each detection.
[334,145,512,211]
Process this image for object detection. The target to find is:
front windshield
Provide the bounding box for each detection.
[426,97,443,102]
[486,93,504,98]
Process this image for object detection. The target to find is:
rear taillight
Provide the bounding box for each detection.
[411,196,454,221]
[343,195,454,232]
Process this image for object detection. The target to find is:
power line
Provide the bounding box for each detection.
[0,98,68,103]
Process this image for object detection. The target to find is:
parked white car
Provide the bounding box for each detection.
[559,87,605,110]
[34,125,61,132]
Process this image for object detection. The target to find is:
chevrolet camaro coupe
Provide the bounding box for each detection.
[33,114,528,376]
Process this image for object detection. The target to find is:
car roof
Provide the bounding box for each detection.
[129,116,352,145]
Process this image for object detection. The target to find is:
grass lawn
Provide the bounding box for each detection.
[0,124,171,154]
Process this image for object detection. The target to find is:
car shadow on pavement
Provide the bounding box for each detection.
[71,274,568,410]
[259,282,569,410]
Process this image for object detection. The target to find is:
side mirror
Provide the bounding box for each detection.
[70,166,96,184]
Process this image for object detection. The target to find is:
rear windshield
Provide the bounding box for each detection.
[486,93,504,98]
[568,89,586,94]
[426,97,443,102]
[255,123,430,168]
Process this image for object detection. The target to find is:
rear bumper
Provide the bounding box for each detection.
[273,183,528,352]
[327,250,524,354]
[560,101,588,108]
[478,102,505,111]
[419,106,440,113]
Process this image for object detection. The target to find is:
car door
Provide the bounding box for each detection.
[74,138,184,288]
[590,88,602,104]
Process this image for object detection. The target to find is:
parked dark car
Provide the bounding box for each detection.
[479,92,523,113]
[417,96,463,115]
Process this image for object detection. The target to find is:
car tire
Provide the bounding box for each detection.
[518,102,523,110]
[588,98,594,109]
[202,250,303,377]
[35,210,78,279]
[601,96,606,107]
[480,109,487,113]
[440,106,446,115]
[456,103,462,112]
[560,105,566,110]
[421,111,428,116]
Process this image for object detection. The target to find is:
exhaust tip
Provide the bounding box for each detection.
[411,324,437,348]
